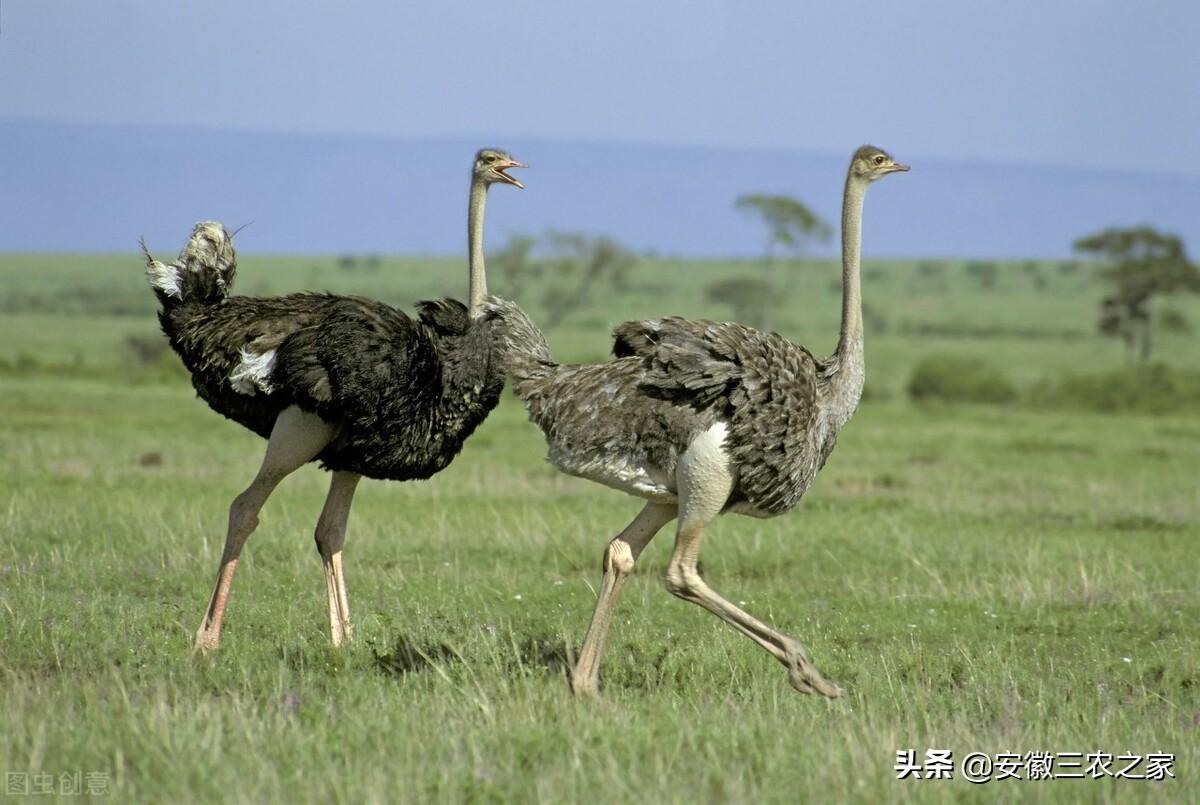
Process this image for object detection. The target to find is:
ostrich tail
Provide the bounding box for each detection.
[482,296,554,382]
[143,221,237,308]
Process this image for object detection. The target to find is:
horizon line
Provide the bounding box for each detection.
[3,114,1194,182]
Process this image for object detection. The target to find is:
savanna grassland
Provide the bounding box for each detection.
[1,251,1197,803]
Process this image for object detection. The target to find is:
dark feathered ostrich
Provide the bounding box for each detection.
[489,146,907,698]
[144,149,526,654]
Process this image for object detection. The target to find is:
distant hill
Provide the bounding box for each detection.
[2,118,1197,258]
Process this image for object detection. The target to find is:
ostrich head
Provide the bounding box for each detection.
[181,221,237,270]
[850,146,909,181]
[474,149,527,189]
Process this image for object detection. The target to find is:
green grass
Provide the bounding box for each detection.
[1,253,1197,802]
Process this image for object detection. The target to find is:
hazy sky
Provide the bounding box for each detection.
[1,0,1196,174]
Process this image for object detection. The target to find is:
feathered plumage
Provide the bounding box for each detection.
[612,317,841,514]
[491,302,839,515]
[155,149,529,658]
[150,222,505,481]
[486,147,908,700]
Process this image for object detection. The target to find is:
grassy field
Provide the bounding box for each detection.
[1,251,1197,802]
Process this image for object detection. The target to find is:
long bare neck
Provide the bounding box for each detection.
[825,172,868,426]
[467,177,488,317]
[836,173,868,361]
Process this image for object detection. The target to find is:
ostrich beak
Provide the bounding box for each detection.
[493,160,527,189]
[887,162,910,173]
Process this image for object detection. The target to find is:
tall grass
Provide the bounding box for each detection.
[1,253,1197,802]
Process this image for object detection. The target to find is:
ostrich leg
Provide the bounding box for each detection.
[193,406,338,654]
[314,470,361,646]
[570,502,676,697]
[663,432,842,698]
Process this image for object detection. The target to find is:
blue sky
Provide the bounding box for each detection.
[2,0,1196,174]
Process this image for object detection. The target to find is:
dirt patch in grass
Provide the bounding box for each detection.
[372,634,461,676]
[1008,438,1096,456]
[1104,514,1185,533]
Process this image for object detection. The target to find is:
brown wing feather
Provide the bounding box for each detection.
[615,317,824,514]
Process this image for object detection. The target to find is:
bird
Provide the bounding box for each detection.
[143,149,526,654]
[488,146,908,698]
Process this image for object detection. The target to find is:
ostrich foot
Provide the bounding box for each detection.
[192,559,237,656]
[568,672,602,699]
[192,628,220,656]
[783,641,842,698]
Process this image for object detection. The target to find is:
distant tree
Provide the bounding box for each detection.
[703,277,776,330]
[1074,226,1200,362]
[1057,260,1081,276]
[125,333,169,366]
[492,232,635,328]
[490,234,539,298]
[336,254,357,271]
[861,301,889,335]
[918,261,946,279]
[916,261,948,292]
[735,194,832,263]
[364,254,383,271]
[1158,308,1192,335]
[539,232,636,327]
[965,261,998,290]
[1020,261,1047,289]
[735,193,831,328]
[1097,294,1146,359]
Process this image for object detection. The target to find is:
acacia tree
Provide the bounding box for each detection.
[539,231,636,327]
[491,231,636,328]
[489,235,538,298]
[1074,226,1199,362]
[965,261,998,290]
[703,277,777,328]
[733,194,831,328]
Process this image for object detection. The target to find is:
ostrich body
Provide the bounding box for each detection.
[145,149,525,653]
[492,146,907,698]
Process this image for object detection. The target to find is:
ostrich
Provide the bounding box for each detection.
[143,149,526,654]
[490,146,907,698]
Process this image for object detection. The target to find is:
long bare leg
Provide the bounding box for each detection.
[663,431,842,698]
[314,470,361,647]
[570,502,676,697]
[193,406,338,655]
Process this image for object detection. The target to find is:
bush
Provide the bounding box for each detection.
[964,261,998,290]
[125,334,170,366]
[907,355,1018,404]
[1158,308,1192,334]
[1029,363,1200,415]
[703,277,777,330]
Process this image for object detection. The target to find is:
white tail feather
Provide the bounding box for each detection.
[146,260,182,300]
[229,349,277,395]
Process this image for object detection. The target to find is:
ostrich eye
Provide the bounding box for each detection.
[873,155,885,165]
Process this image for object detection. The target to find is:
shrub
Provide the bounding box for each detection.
[859,382,893,403]
[125,334,169,366]
[1029,363,1200,415]
[1158,308,1192,334]
[964,261,998,290]
[907,355,1018,404]
[703,277,777,330]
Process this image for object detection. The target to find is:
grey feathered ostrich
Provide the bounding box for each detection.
[490,146,907,698]
[144,149,525,654]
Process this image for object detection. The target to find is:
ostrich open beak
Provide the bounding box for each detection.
[492,159,527,188]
